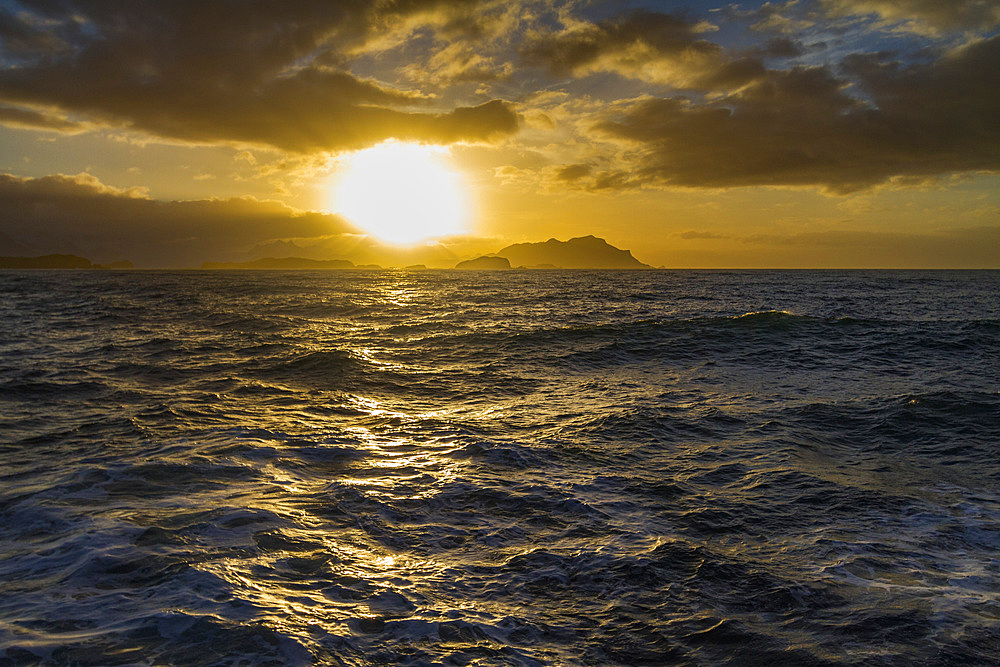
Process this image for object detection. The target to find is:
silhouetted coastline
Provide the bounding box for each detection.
[0,254,133,269]
[201,257,372,270]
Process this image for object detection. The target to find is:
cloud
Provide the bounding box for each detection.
[589,36,1000,192]
[0,2,517,151]
[756,37,807,59]
[0,172,355,266]
[0,104,89,133]
[521,9,765,89]
[678,230,729,240]
[399,41,514,86]
[822,0,1000,35]
[724,1,818,35]
[554,163,593,181]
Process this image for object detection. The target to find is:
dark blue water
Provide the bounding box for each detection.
[1,270,998,665]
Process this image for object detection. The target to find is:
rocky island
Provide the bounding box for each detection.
[0,255,133,269]
[454,256,511,270]
[496,235,650,269]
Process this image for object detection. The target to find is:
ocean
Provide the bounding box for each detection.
[1,269,998,665]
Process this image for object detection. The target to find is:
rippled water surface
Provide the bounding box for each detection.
[1,270,998,665]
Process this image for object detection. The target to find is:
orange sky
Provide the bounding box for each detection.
[1,0,998,267]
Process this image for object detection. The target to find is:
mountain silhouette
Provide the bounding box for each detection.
[496,236,649,268]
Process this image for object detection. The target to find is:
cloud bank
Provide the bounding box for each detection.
[2,0,997,194]
[0,1,517,151]
[521,9,765,89]
[0,172,354,267]
[822,0,1000,35]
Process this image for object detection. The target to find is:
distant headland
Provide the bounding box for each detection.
[1,236,650,270]
[203,235,650,270]
[0,254,133,269]
[201,257,381,270]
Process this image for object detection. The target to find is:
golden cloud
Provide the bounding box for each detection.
[0,2,518,151]
[822,0,1000,35]
[586,37,1000,192]
[521,9,764,89]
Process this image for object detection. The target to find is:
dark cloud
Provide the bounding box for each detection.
[555,163,593,181]
[0,172,354,266]
[590,36,1000,192]
[521,9,764,89]
[757,37,806,59]
[522,10,710,73]
[0,104,88,132]
[822,0,1000,34]
[2,1,995,200]
[0,4,78,61]
[0,1,517,151]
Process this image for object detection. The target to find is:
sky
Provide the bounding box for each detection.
[0,0,998,268]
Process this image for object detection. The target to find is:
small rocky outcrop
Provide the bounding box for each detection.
[454,256,511,270]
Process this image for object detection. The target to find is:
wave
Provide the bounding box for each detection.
[2,270,999,664]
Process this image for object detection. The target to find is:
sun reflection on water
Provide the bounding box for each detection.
[190,365,487,651]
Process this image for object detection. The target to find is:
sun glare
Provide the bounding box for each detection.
[332,142,470,245]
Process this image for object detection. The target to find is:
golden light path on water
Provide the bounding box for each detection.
[4,269,998,664]
[190,273,510,650]
[190,274,800,658]
[198,408,486,647]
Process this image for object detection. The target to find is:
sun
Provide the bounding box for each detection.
[331,142,470,245]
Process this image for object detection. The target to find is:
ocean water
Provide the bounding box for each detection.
[1,269,998,666]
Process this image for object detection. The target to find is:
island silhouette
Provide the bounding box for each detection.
[456,236,650,269]
[0,254,133,269]
[455,256,512,270]
[0,236,650,270]
[199,235,649,269]
[496,235,650,269]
